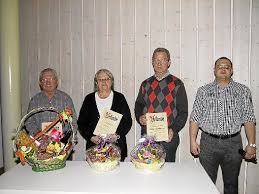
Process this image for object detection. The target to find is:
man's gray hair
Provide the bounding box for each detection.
[152,47,171,62]
[39,68,58,82]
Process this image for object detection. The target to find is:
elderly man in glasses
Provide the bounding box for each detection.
[25,68,77,145]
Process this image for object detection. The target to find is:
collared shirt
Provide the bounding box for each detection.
[154,70,170,81]
[190,79,256,135]
[25,90,77,136]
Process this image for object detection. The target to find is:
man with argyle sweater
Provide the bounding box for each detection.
[135,47,188,162]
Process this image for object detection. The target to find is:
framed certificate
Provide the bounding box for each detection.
[93,109,123,135]
[146,112,168,141]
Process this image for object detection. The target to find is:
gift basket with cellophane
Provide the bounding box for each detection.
[86,136,121,172]
[13,107,77,172]
[130,136,166,171]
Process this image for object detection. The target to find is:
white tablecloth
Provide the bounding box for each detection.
[0,161,219,194]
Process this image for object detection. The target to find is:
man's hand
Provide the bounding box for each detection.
[166,128,174,142]
[189,121,200,157]
[190,141,200,157]
[139,114,147,125]
[244,122,256,160]
[244,144,257,160]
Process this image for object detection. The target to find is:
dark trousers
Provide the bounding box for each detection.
[66,150,74,161]
[161,134,179,162]
[199,132,243,194]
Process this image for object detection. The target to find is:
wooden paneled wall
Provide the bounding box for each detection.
[19,0,259,193]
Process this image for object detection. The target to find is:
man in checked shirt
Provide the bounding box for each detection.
[189,57,256,194]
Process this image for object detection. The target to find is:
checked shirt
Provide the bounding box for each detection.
[190,79,256,135]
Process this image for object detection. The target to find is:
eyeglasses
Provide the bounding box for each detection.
[41,78,56,83]
[153,60,169,65]
[97,78,111,82]
[216,64,232,70]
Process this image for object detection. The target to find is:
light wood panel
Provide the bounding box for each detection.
[165,0,181,76]
[95,0,108,70]
[247,0,259,193]
[20,0,31,116]
[135,0,151,143]
[28,0,40,103]
[59,0,72,94]
[120,0,136,159]
[49,0,60,70]
[18,0,259,193]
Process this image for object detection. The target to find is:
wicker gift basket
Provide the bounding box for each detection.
[86,136,121,172]
[13,107,77,172]
[130,137,166,172]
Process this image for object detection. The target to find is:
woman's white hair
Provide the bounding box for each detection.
[94,69,114,92]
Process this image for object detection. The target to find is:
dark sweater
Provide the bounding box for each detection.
[77,91,132,160]
[135,74,188,135]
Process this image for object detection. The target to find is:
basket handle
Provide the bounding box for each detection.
[17,107,59,134]
[25,108,73,147]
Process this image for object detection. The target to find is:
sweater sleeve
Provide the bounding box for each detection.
[77,95,96,143]
[134,84,146,125]
[171,83,188,134]
[114,93,132,137]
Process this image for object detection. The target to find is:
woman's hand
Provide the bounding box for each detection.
[109,134,120,143]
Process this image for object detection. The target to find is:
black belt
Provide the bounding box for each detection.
[203,131,240,139]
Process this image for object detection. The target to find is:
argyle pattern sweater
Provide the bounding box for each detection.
[135,74,188,135]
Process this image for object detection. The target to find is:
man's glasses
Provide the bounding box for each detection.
[41,78,56,83]
[216,64,231,70]
[153,60,169,65]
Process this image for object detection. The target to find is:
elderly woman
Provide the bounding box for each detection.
[78,69,132,161]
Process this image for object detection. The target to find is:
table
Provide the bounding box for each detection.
[0,161,219,194]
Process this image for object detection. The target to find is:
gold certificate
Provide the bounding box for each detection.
[93,109,123,135]
[146,112,168,141]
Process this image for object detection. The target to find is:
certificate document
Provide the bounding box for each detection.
[93,109,123,135]
[146,112,168,141]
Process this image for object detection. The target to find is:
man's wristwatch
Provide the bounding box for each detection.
[249,143,256,148]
